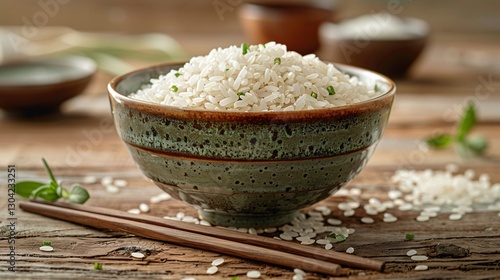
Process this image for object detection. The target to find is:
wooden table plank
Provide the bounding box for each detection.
[1,32,500,279]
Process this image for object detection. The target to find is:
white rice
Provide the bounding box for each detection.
[130,42,381,111]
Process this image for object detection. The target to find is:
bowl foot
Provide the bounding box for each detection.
[199,210,298,228]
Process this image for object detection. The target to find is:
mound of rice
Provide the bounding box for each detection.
[130,42,381,111]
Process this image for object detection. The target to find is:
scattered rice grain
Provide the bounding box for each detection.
[264,227,277,233]
[449,213,463,220]
[127,209,141,214]
[411,255,429,261]
[101,176,113,186]
[414,265,429,271]
[406,249,417,256]
[105,185,119,193]
[131,252,145,259]
[361,217,374,224]
[200,220,212,226]
[206,266,218,274]
[211,258,224,266]
[139,203,150,213]
[294,268,306,276]
[39,246,54,252]
[416,216,430,222]
[114,179,128,187]
[327,218,342,225]
[246,270,261,278]
[82,175,97,184]
[149,193,172,203]
[349,188,362,196]
[344,209,355,217]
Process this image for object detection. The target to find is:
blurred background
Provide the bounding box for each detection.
[0,0,499,116]
[1,0,499,53]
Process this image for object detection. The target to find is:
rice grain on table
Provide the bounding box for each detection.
[130,42,381,111]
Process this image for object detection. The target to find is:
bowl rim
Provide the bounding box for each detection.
[108,61,396,121]
[240,0,336,13]
[0,55,97,88]
[320,16,430,42]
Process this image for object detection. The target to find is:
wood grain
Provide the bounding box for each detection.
[19,201,343,276]
[1,1,500,278]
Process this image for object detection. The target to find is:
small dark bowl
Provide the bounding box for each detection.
[108,62,395,227]
[320,17,429,77]
[238,1,336,55]
[0,56,96,115]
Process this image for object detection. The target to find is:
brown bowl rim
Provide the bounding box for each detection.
[108,62,396,122]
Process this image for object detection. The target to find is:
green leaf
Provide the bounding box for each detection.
[405,233,414,240]
[14,181,46,198]
[94,262,103,270]
[56,185,65,197]
[326,232,346,242]
[327,85,336,95]
[426,134,453,149]
[32,185,60,202]
[456,140,470,159]
[465,135,488,155]
[335,234,346,242]
[42,158,58,186]
[241,42,249,55]
[456,103,476,141]
[68,184,90,204]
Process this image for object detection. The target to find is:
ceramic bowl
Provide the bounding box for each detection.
[319,17,428,77]
[0,56,96,115]
[108,63,395,227]
[238,0,336,55]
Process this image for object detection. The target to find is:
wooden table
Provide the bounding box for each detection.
[1,32,500,279]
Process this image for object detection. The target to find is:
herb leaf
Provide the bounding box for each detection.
[426,134,453,148]
[405,233,414,240]
[241,42,249,55]
[68,184,90,204]
[42,158,58,186]
[425,102,488,158]
[94,262,103,270]
[14,159,91,204]
[465,135,488,155]
[32,185,59,202]
[456,103,476,141]
[15,181,46,198]
[327,232,346,242]
[327,85,336,95]
[335,234,346,242]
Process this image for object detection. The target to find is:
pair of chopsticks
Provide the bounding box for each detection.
[20,200,385,276]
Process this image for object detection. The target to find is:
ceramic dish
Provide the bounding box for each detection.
[108,62,395,227]
[238,0,336,55]
[320,16,429,76]
[0,55,96,115]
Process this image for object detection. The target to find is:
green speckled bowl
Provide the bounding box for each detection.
[108,63,395,227]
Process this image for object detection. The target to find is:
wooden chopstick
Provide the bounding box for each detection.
[20,201,341,276]
[21,200,385,272]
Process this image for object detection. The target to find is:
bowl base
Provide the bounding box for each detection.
[199,210,298,228]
